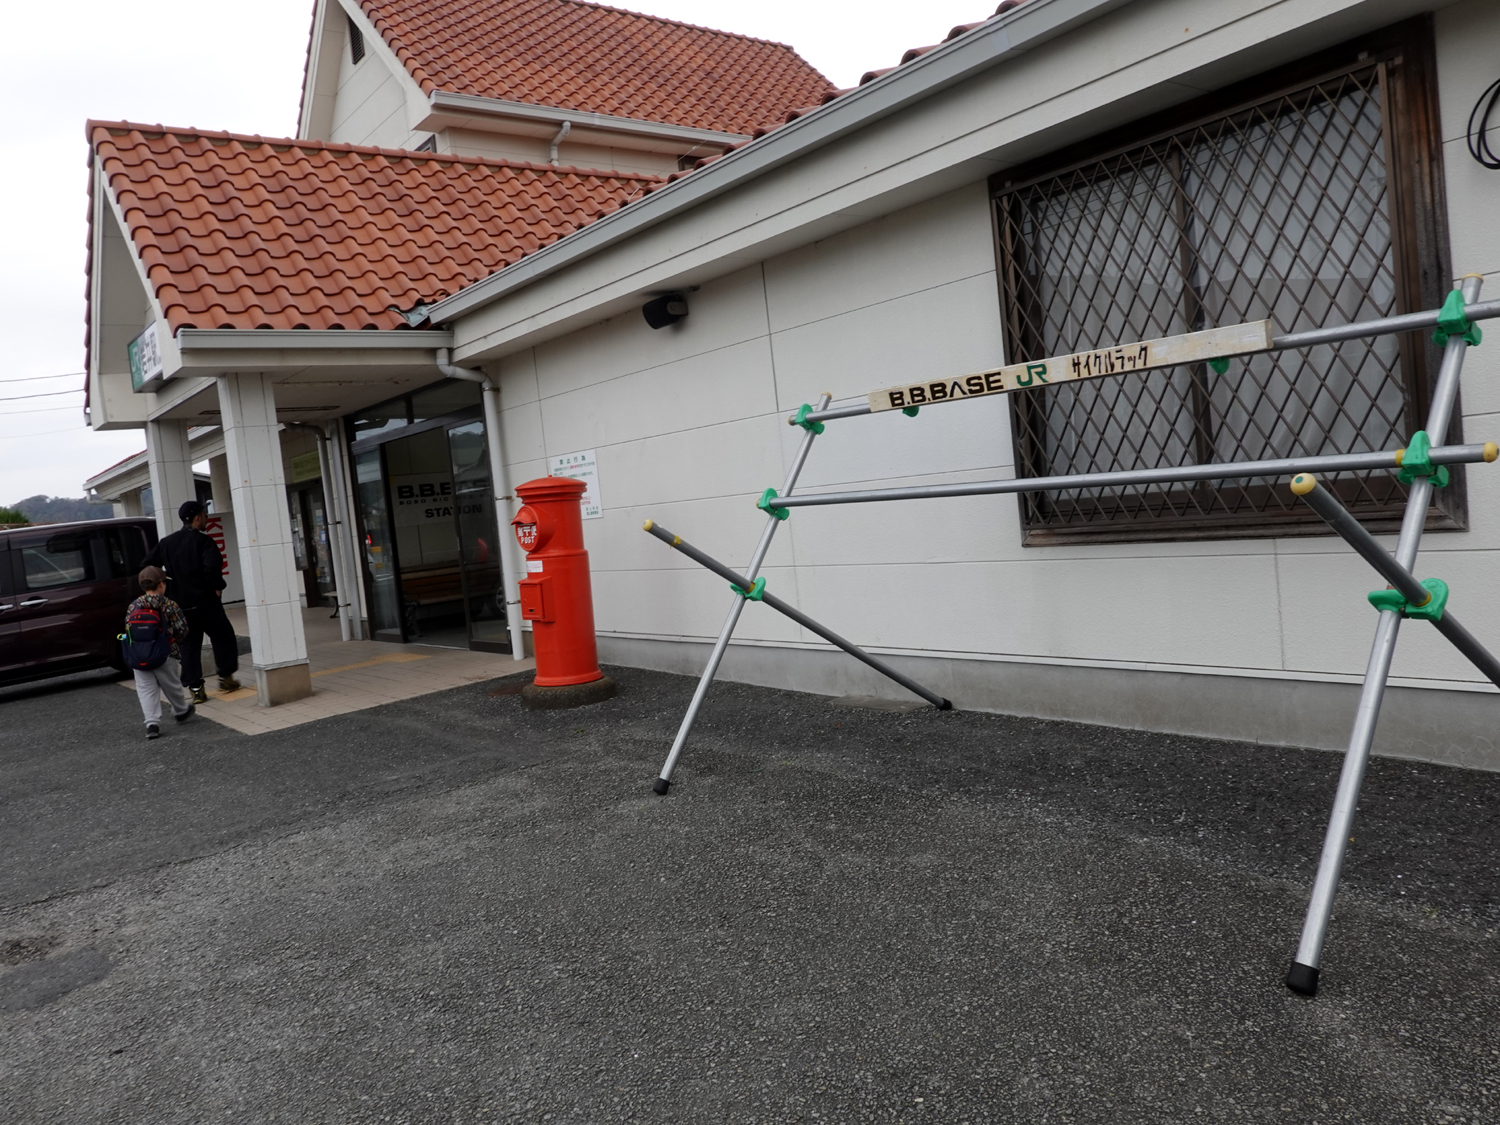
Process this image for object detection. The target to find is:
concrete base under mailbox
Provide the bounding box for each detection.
[598,635,1500,772]
[254,662,313,707]
[521,676,617,710]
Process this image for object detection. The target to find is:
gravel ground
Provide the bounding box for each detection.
[1,665,1498,1123]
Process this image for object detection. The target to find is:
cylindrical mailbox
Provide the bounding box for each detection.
[511,476,607,690]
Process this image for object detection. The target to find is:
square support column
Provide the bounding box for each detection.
[217,374,311,706]
[208,455,233,513]
[145,418,196,539]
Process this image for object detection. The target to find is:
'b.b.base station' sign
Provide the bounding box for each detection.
[867,321,1274,414]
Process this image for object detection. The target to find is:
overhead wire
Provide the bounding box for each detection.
[0,425,98,439]
[0,371,85,384]
[1,404,87,416]
[0,388,85,403]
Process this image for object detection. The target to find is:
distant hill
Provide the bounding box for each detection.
[10,495,116,525]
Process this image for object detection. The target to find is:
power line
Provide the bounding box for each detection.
[0,425,97,439]
[0,372,85,384]
[0,403,87,416]
[0,388,85,403]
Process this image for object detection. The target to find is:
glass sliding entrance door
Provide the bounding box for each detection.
[354,447,403,641]
[344,378,513,654]
[386,427,469,647]
[446,420,510,653]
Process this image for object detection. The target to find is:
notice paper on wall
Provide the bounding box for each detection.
[549,449,602,519]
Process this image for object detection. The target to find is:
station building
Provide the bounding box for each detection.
[84,0,1500,768]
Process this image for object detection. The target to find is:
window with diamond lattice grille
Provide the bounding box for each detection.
[993,22,1458,544]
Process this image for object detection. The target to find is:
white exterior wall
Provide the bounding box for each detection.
[327,23,428,151]
[473,0,1500,765]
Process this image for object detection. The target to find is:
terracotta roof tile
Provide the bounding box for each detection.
[87,121,659,345]
[356,0,834,136]
[639,2,1031,201]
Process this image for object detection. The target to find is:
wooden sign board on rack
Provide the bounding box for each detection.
[866,321,1275,414]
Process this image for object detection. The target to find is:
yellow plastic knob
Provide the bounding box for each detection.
[1484,442,1498,463]
[1290,473,1317,496]
[643,519,654,531]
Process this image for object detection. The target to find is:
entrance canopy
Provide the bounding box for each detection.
[85,121,662,431]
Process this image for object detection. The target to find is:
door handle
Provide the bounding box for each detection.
[0,604,13,611]
[18,598,48,607]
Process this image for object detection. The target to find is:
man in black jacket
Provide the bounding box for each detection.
[143,500,241,704]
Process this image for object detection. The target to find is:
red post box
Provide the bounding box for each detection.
[510,476,616,708]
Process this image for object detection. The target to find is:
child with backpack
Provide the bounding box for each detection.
[123,566,196,740]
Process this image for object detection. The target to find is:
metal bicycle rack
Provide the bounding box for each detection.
[643,277,1499,996]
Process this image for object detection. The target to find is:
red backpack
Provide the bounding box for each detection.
[121,604,171,670]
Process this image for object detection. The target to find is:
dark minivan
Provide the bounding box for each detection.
[0,518,158,687]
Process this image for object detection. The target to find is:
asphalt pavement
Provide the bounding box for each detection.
[2,664,1498,1123]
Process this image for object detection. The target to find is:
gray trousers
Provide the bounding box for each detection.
[133,660,190,726]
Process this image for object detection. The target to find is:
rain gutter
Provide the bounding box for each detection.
[428,0,1134,326]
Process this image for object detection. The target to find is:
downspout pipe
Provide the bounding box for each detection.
[548,120,571,165]
[282,422,354,642]
[437,349,528,662]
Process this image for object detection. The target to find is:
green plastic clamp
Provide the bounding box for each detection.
[1396,430,1450,488]
[1368,577,1448,623]
[1433,289,1482,349]
[902,405,920,417]
[730,576,767,601]
[758,487,789,521]
[792,403,825,435]
[1208,357,1230,375]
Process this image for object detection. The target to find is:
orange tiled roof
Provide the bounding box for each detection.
[640,2,1029,198]
[355,0,834,136]
[88,121,661,338]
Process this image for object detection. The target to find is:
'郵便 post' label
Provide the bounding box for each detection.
[866,321,1275,414]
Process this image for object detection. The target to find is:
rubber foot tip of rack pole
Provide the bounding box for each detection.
[1484,442,1498,463]
[643,519,654,531]
[937,698,953,711]
[1285,961,1320,997]
[652,778,671,796]
[1290,473,1317,496]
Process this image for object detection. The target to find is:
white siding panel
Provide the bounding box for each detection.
[1279,548,1500,686]
[763,184,1000,332]
[577,415,788,511]
[538,336,778,454]
[769,273,1007,409]
[498,399,547,467]
[531,265,770,400]
[790,553,1284,669]
[496,348,541,409]
[594,564,802,644]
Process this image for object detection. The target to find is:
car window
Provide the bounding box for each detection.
[105,526,148,578]
[18,532,97,591]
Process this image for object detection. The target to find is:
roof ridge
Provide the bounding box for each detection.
[556,0,802,54]
[86,120,667,182]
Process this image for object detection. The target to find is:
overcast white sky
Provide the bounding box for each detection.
[0,0,998,505]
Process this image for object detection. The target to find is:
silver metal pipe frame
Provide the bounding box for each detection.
[1290,277,1484,995]
[1294,479,1433,606]
[654,395,832,793]
[1431,615,1500,691]
[1290,606,1403,990]
[643,521,950,711]
[1272,297,1499,351]
[792,299,1500,427]
[773,445,1493,510]
[1294,478,1500,689]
